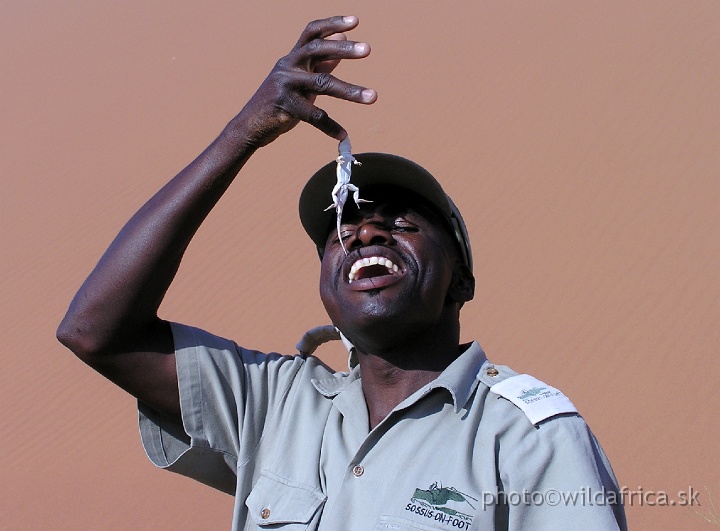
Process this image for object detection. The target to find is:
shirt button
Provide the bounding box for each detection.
[260,508,270,519]
[352,465,364,477]
[486,367,499,377]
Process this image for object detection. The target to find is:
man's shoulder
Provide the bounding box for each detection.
[476,359,579,426]
[169,321,338,379]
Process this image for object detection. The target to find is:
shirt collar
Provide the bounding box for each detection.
[311,341,488,413]
[403,341,487,413]
[311,365,361,397]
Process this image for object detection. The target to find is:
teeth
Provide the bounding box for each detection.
[348,256,400,283]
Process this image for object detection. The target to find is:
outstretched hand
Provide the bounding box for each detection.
[234,16,377,149]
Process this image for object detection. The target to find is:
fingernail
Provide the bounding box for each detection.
[354,43,368,54]
[343,16,356,24]
[361,89,376,103]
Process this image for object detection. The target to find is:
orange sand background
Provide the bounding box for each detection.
[2,1,718,529]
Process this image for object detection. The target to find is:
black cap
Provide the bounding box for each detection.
[299,152,472,270]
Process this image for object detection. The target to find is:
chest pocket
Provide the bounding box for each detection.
[245,471,326,528]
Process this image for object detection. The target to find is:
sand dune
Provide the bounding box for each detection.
[2,1,718,529]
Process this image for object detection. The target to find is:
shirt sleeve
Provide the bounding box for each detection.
[499,414,628,531]
[138,322,306,494]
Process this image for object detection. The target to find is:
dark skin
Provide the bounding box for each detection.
[57,16,474,431]
[320,196,474,427]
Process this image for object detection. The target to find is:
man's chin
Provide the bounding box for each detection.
[334,306,423,344]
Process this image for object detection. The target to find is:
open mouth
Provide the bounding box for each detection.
[348,256,400,283]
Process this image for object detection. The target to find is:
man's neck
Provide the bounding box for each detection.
[355,339,462,430]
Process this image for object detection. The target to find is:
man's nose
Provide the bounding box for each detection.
[350,220,393,249]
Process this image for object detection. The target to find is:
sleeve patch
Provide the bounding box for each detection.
[490,374,578,425]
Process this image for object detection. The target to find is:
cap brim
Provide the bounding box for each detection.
[299,153,452,249]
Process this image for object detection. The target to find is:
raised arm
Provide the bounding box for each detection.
[56,16,376,420]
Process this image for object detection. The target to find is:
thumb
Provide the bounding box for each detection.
[314,33,347,74]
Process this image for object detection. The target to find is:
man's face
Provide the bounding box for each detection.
[319,189,466,347]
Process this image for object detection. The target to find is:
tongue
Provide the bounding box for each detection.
[356,265,392,280]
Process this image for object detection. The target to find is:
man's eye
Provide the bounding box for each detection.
[392,221,418,232]
[339,228,355,241]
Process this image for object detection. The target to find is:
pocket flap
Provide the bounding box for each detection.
[246,471,326,525]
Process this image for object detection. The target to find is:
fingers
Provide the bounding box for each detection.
[282,17,377,138]
[291,16,370,72]
[284,16,374,102]
[273,70,375,139]
[295,38,372,69]
[293,16,359,49]
[315,33,347,74]
[304,71,376,103]
[283,96,347,140]
[240,16,376,146]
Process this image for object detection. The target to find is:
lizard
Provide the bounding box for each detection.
[325,136,371,255]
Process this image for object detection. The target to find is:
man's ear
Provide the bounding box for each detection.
[448,263,475,305]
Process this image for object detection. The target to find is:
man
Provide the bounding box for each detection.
[58,16,626,530]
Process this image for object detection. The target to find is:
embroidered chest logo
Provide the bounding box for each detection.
[405,482,477,529]
[518,386,563,404]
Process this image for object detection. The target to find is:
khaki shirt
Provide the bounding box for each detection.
[139,323,626,530]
